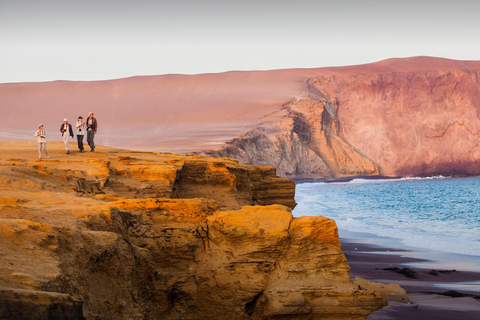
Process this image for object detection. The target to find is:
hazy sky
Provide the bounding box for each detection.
[1,0,479,83]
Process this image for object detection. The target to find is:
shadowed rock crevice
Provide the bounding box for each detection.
[292,113,311,143]
[75,178,103,194]
[0,288,84,320]
[245,291,263,317]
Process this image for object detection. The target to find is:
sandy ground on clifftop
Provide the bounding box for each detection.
[0,140,125,229]
[341,235,480,320]
[0,140,123,159]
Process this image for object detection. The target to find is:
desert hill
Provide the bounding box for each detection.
[0,141,397,319]
[1,56,480,179]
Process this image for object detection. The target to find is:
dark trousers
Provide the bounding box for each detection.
[87,130,95,151]
[77,135,84,151]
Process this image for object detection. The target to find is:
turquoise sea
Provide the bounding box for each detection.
[293,176,480,271]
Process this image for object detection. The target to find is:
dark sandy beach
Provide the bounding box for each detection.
[341,234,480,320]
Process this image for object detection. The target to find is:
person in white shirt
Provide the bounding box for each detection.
[60,118,74,154]
[76,116,86,152]
[34,124,49,160]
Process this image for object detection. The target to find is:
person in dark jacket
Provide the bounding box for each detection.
[60,118,74,154]
[86,112,97,152]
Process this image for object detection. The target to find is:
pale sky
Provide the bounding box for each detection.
[1,0,479,84]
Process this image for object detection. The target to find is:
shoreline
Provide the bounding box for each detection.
[292,175,399,184]
[340,232,480,319]
[292,174,480,185]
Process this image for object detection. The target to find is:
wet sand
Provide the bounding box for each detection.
[341,235,480,319]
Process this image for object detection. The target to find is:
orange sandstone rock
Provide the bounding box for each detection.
[255,216,385,319]
[0,141,386,319]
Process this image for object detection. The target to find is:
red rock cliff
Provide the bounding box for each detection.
[203,57,480,179]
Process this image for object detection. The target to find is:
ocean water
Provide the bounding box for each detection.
[293,176,480,260]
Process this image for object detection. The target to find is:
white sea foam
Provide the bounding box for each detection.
[306,175,450,187]
[400,175,450,181]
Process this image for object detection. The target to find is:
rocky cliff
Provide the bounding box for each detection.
[0,141,387,319]
[203,57,480,179]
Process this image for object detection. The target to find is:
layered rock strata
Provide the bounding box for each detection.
[0,141,387,319]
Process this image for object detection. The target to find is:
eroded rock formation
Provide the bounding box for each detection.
[0,141,387,319]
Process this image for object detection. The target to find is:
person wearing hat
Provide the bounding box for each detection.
[60,118,74,154]
[34,124,49,160]
[86,112,97,152]
[76,116,86,152]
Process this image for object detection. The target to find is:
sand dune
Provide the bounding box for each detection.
[1,68,321,151]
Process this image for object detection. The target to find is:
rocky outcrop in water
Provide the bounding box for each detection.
[0,141,387,319]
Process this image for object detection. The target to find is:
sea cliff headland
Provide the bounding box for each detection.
[0,141,393,319]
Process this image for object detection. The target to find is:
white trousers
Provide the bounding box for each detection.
[63,135,70,151]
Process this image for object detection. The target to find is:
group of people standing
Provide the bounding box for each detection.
[34,112,97,160]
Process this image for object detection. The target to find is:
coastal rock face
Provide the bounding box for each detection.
[202,90,382,180]
[255,216,384,319]
[0,141,386,319]
[304,66,480,178]
[2,57,479,179]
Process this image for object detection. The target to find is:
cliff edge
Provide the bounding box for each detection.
[0,141,387,319]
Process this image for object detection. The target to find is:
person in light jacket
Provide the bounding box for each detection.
[60,118,74,154]
[76,116,86,152]
[34,124,49,160]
